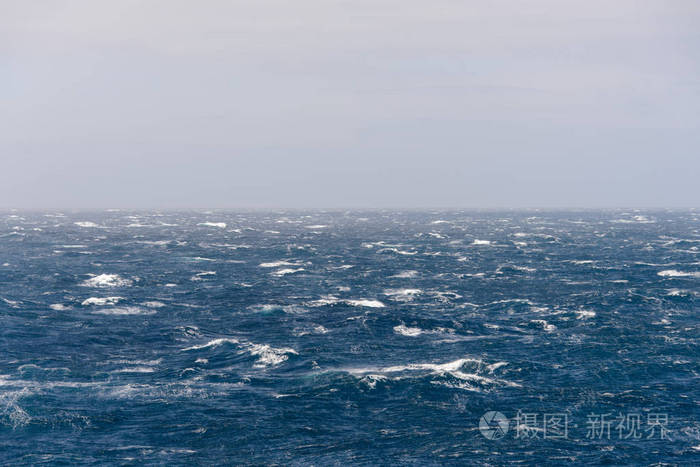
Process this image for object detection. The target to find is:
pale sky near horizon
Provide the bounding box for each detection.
[2,1,699,208]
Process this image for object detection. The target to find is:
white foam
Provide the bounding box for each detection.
[667,289,694,296]
[198,222,227,228]
[393,324,423,337]
[472,239,491,245]
[259,260,300,268]
[247,344,298,367]
[345,299,385,308]
[293,325,328,336]
[377,247,417,255]
[0,388,32,428]
[49,304,70,311]
[342,358,520,388]
[81,274,132,288]
[190,271,216,281]
[271,268,305,276]
[106,358,162,366]
[182,337,296,367]
[307,296,385,308]
[658,270,700,278]
[576,310,596,319]
[182,338,240,351]
[391,270,418,278]
[110,367,156,373]
[531,319,557,332]
[74,221,100,228]
[360,374,388,389]
[92,307,155,315]
[384,289,422,300]
[142,301,165,308]
[304,225,328,229]
[82,296,123,306]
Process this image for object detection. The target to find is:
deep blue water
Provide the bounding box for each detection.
[0,210,698,465]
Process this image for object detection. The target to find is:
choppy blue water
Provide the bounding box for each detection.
[1,210,698,465]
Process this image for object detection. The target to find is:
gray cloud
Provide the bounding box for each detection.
[2,0,699,208]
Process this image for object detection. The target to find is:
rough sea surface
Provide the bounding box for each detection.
[1,210,698,465]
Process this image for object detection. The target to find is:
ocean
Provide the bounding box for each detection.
[0,210,698,465]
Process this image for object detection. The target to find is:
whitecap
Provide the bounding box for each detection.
[271,268,304,277]
[304,225,328,229]
[391,270,418,278]
[110,367,156,373]
[81,274,132,288]
[472,239,491,245]
[74,221,101,228]
[384,289,422,300]
[341,358,520,388]
[247,344,298,367]
[190,271,216,281]
[293,325,328,336]
[82,296,123,306]
[197,222,226,228]
[259,260,300,268]
[92,307,155,315]
[393,324,423,337]
[531,319,557,332]
[658,270,700,278]
[182,338,296,367]
[49,304,70,311]
[345,299,385,308]
[182,338,240,351]
[377,247,417,256]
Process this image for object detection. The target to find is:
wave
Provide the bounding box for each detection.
[197,222,227,228]
[109,367,156,373]
[307,295,387,308]
[339,358,519,391]
[181,338,297,367]
[384,289,422,301]
[575,310,596,319]
[74,221,101,228]
[345,299,385,308]
[530,319,557,332]
[658,269,700,278]
[82,296,123,306]
[190,271,216,281]
[472,239,491,245]
[259,260,302,268]
[391,270,418,278]
[376,247,417,256]
[393,324,424,336]
[92,307,155,315]
[248,304,305,314]
[81,274,133,288]
[293,325,328,336]
[271,268,305,277]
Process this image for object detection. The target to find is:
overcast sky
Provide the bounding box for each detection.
[2,0,699,208]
